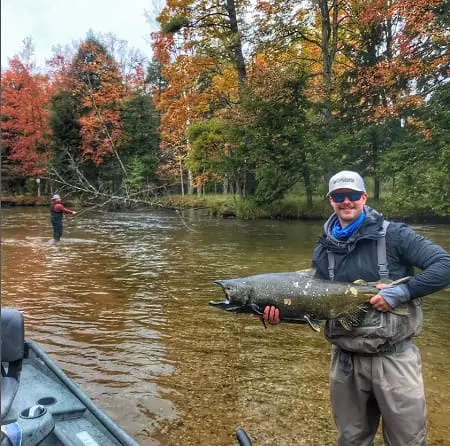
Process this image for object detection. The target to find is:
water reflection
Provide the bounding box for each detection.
[1,207,449,445]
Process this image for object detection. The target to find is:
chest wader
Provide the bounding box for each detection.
[327,221,427,446]
[50,205,63,241]
[325,219,421,349]
[327,220,390,282]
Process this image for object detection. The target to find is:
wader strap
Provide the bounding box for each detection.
[377,220,390,280]
[327,250,335,281]
[327,220,390,281]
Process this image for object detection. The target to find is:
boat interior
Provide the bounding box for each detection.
[1,307,138,446]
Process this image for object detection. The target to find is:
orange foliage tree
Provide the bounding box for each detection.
[152,0,252,192]
[1,57,52,176]
[70,38,126,166]
[344,0,449,121]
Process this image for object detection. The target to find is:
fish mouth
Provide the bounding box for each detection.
[213,280,234,300]
[213,279,227,289]
[211,280,246,312]
[208,300,246,312]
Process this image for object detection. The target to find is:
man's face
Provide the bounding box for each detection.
[329,188,367,225]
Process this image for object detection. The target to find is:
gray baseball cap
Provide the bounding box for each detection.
[327,171,366,195]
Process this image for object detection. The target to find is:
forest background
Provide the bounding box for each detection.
[1,0,449,220]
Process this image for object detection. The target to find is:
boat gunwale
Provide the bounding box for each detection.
[25,340,140,446]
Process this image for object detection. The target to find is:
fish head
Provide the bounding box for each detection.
[213,279,251,306]
[209,279,252,312]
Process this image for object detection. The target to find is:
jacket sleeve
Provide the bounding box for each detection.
[394,224,450,298]
[62,206,74,214]
[54,203,74,214]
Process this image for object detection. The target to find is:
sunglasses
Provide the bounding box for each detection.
[330,191,364,203]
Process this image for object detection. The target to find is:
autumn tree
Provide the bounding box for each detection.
[255,1,348,120]
[252,1,353,197]
[70,36,126,166]
[44,33,164,203]
[232,60,315,204]
[160,0,250,91]
[153,0,254,194]
[334,0,449,198]
[152,26,218,193]
[1,56,52,177]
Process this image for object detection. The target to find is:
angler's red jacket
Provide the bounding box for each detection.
[52,203,74,214]
[50,202,74,224]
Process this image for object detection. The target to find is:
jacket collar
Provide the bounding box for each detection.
[319,206,385,251]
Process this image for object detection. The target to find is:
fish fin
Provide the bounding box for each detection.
[250,303,264,315]
[356,276,412,287]
[338,304,370,331]
[248,303,268,329]
[375,276,412,286]
[390,304,410,316]
[388,276,412,286]
[304,314,321,332]
[339,318,353,331]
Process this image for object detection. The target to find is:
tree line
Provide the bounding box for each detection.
[1,1,449,215]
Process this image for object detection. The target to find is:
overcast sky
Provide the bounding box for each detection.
[1,0,163,69]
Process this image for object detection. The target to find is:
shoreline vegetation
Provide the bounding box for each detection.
[2,7,448,238]
[1,194,449,224]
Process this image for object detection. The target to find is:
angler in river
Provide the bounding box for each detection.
[50,194,77,243]
[212,170,450,446]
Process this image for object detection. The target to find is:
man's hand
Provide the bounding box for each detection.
[369,282,392,312]
[263,305,280,325]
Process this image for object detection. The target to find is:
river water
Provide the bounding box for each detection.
[1,207,449,445]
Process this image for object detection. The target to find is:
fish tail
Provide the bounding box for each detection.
[338,304,370,331]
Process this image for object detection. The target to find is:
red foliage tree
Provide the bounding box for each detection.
[70,39,126,165]
[1,57,52,176]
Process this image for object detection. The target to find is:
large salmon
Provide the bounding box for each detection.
[209,269,409,331]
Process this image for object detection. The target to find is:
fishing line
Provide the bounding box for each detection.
[175,209,199,232]
[62,198,198,233]
[62,204,100,229]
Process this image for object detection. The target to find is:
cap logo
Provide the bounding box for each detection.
[332,177,355,184]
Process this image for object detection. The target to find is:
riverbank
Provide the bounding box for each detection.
[0,195,49,207]
[2,193,449,223]
[159,194,450,224]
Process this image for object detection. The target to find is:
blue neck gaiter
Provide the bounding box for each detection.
[332,211,365,240]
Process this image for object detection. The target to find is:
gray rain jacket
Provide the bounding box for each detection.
[312,206,450,353]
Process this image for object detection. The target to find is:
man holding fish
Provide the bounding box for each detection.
[263,170,450,446]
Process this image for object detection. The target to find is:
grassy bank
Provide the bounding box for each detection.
[159,193,341,220]
[160,193,450,224]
